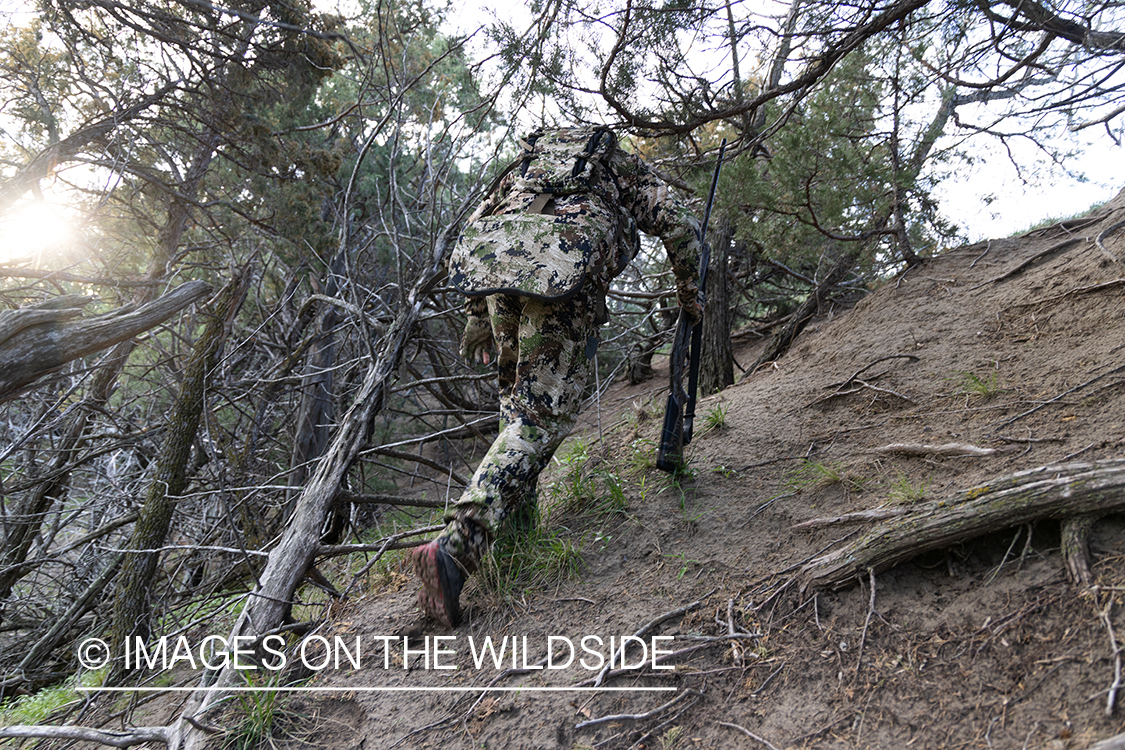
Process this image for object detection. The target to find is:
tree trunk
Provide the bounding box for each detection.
[752,244,859,369]
[797,459,1125,592]
[108,274,246,671]
[287,250,346,533]
[700,218,734,395]
[1063,514,1098,586]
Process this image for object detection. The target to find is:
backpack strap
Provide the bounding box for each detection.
[527,193,552,214]
[571,127,611,178]
[519,130,542,177]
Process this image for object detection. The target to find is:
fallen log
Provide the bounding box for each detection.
[797,459,1125,592]
[0,724,169,748]
[0,280,212,402]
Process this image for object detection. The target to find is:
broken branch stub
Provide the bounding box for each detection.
[797,459,1125,592]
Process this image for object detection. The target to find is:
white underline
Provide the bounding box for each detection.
[78,686,677,693]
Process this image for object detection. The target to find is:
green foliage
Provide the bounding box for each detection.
[545,439,629,521]
[0,668,108,727]
[951,369,1003,398]
[662,551,701,580]
[660,725,686,750]
[479,518,585,597]
[696,403,728,438]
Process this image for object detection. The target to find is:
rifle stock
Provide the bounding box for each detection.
[656,140,725,472]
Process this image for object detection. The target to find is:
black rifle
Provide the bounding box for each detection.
[656,140,725,473]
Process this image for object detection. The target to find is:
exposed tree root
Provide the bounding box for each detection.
[795,459,1125,592]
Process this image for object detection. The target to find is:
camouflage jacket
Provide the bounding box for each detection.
[460,145,702,319]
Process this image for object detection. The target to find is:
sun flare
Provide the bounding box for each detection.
[0,201,78,266]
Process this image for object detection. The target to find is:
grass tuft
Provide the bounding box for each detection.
[786,459,868,494]
[887,469,928,505]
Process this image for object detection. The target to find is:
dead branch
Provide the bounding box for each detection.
[1104,598,1124,716]
[169,221,459,750]
[575,689,700,729]
[592,592,712,687]
[719,721,783,750]
[797,459,1125,591]
[967,237,1084,291]
[337,491,448,509]
[833,354,920,388]
[1015,278,1125,307]
[1089,732,1125,749]
[0,724,169,748]
[0,280,212,402]
[318,524,443,559]
[996,364,1125,428]
[855,568,876,675]
[811,379,916,406]
[361,446,469,486]
[626,692,703,750]
[725,598,743,665]
[871,442,997,457]
[1096,219,1125,262]
[18,553,123,676]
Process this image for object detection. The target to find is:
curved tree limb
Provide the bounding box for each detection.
[0,280,212,402]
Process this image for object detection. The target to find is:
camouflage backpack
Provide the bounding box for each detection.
[450,126,637,302]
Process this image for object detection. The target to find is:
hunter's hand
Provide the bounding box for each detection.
[461,314,494,365]
[680,288,704,325]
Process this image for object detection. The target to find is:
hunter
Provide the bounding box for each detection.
[413,126,705,627]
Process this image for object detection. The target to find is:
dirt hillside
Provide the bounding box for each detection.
[273,187,1125,750]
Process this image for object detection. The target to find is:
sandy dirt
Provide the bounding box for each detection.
[266,187,1125,750]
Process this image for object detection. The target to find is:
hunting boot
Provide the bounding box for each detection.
[412,513,487,627]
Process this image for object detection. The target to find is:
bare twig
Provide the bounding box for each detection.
[1096,219,1125,263]
[337,491,447,508]
[575,689,700,729]
[592,593,712,687]
[337,524,445,598]
[751,662,786,696]
[1015,278,1125,307]
[855,568,876,675]
[995,364,1125,428]
[834,354,920,388]
[727,598,742,665]
[626,692,703,750]
[719,721,783,750]
[1103,598,1123,716]
[967,237,1084,291]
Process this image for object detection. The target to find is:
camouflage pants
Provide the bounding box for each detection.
[438,291,598,566]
